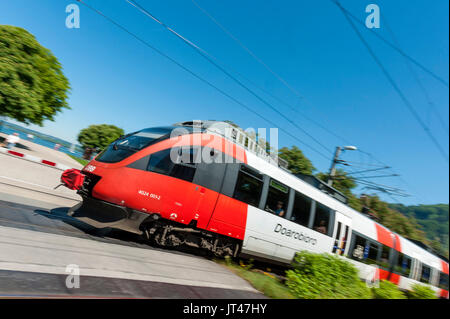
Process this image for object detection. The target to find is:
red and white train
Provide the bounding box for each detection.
[61,121,449,298]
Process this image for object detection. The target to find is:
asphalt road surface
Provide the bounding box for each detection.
[0,146,266,299]
[0,196,265,299]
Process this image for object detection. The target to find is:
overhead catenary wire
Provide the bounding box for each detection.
[79,0,432,204]
[348,174,400,179]
[331,2,444,202]
[125,0,349,147]
[361,185,410,197]
[331,150,418,200]
[128,0,435,202]
[333,0,449,163]
[191,0,305,100]
[356,180,409,196]
[125,0,334,157]
[191,0,354,146]
[190,0,437,203]
[340,160,389,168]
[192,0,448,147]
[357,149,427,203]
[344,166,391,175]
[76,0,332,161]
[382,14,449,134]
[333,1,449,88]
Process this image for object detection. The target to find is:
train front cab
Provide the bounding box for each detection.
[70,128,252,256]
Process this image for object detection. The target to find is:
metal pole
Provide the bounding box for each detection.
[327,146,342,186]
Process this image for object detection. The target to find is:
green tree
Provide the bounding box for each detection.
[317,169,362,211]
[317,169,357,193]
[278,146,315,175]
[77,124,124,150]
[361,195,428,244]
[430,239,443,254]
[389,203,449,258]
[0,25,70,125]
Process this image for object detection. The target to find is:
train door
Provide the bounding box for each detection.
[411,259,421,281]
[332,213,352,256]
[188,147,228,230]
[206,163,258,241]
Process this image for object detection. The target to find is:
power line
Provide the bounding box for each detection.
[191,0,353,146]
[333,0,449,163]
[357,180,410,197]
[76,0,332,160]
[334,1,449,88]
[125,0,334,156]
[191,0,356,147]
[351,174,400,179]
[356,149,428,203]
[124,0,344,149]
[332,149,422,201]
[194,0,420,199]
[79,0,433,204]
[342,160,388,168]
[191,0,305,100]
[190,0,441,201]
[344,166,391,175]
[382,15,449,134]
[191,0,424,190]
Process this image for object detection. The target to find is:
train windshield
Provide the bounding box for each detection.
[95,127,175,163]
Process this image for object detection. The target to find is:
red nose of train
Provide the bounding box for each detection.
[60,168,85,190]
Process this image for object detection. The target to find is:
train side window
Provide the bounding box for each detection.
[233,165,263,207]
[420,264,431,283]
[439,272,449,290]
[290,192,312,227]
[147,148,197,183]
[402,255,412,278]
[313,203,332,236]
[147,149,174,175]
[171,163,196,182]
[350,234,367,261]
[170,147,197,182]
[366,242,380,265]
[394,253,412,277]
[349,235,378,266]
[264,179,289,218]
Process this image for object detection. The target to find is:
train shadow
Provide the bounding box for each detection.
[32,207,291,275]
[32,206,142,243]
[31,206,212,259]
[32,207,293,271]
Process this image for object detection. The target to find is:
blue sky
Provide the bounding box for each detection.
[1,0,448,205]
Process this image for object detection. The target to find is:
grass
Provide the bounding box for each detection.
[217,257,295,299]
[68,154,89,166]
